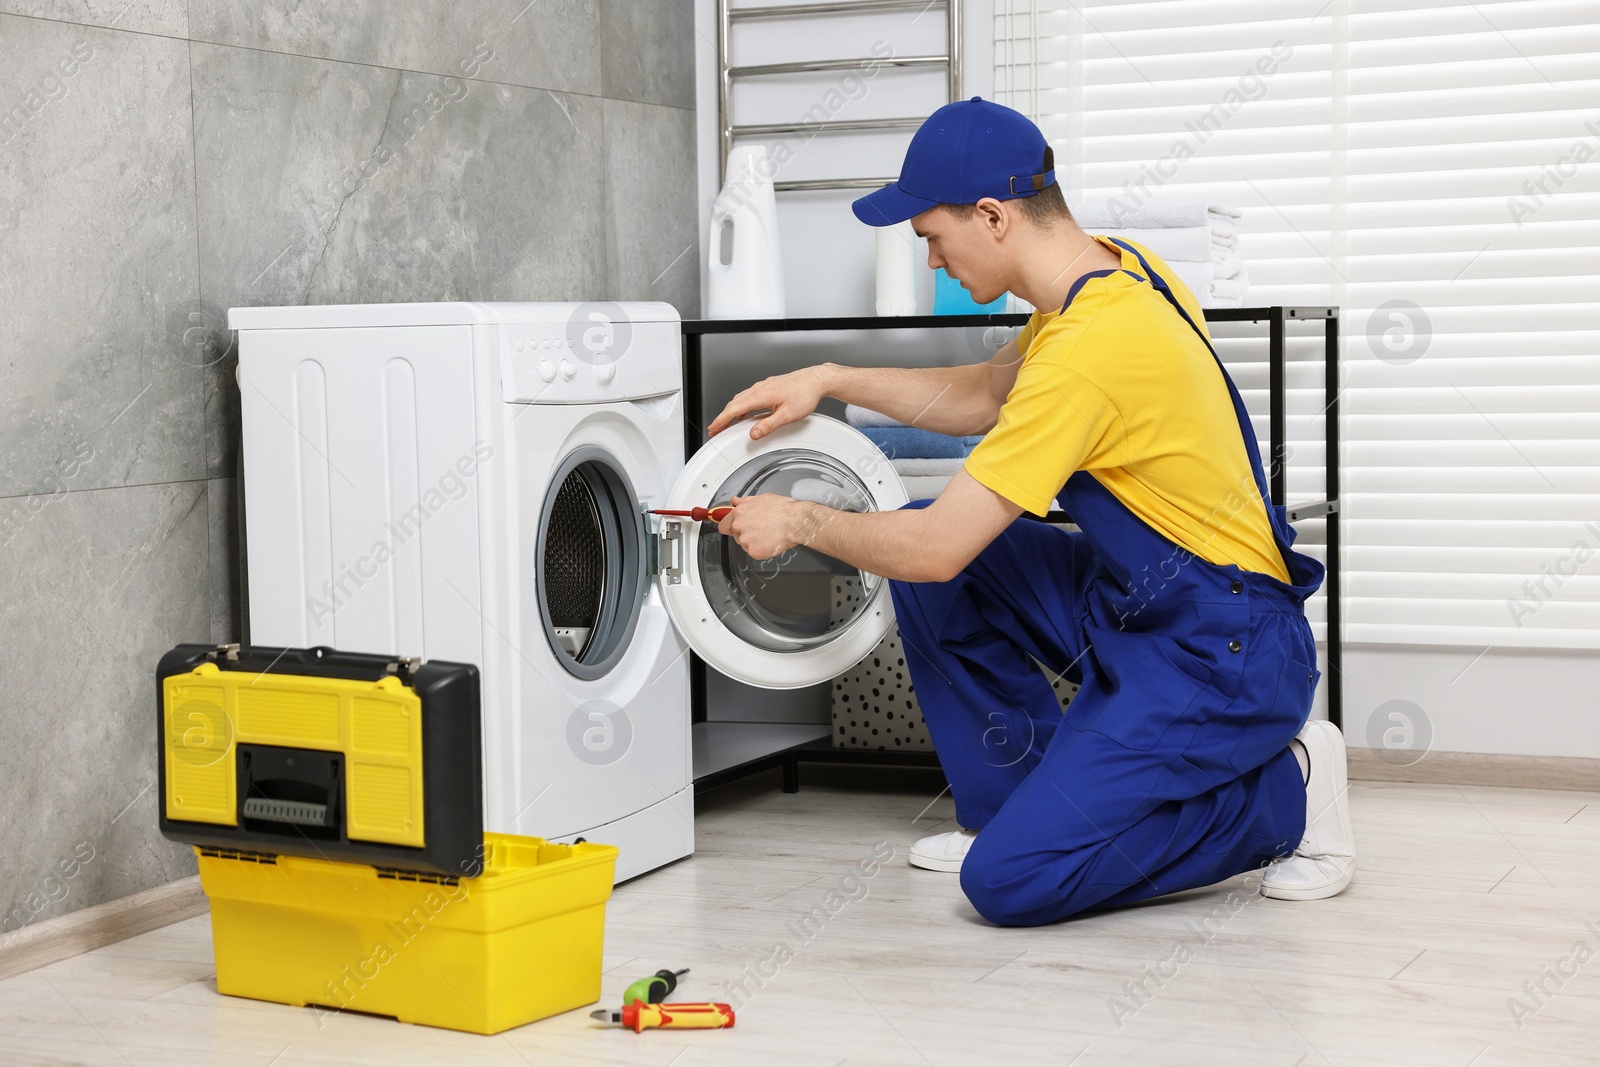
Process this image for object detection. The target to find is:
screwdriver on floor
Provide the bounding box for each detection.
[622,967,688,1006]
[590,1001,736,1032]
[650,506,733,522]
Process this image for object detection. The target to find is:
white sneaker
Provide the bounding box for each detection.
[909,827,978,873]
[1261,719,1357,901]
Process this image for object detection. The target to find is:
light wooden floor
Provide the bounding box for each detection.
[3,766,1598,1066]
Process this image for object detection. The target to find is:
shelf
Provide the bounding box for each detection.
[681,307,1338,334]
[789,736,942,768]
[1286,498,1339,522]
[682,305,1344,774]
[692,721,831,788]
[683,313,1029,334]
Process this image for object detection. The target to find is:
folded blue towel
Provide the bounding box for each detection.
[860,425,983,460]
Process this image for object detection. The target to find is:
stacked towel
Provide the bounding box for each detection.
[840,405,906,429]
[899,474,956,499]
[1075,202,1238,229]
[858,425,983,460]
[1072,202,1249,309]
[844,404,978,492]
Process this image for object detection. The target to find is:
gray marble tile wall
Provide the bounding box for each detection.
[0,0,697,932]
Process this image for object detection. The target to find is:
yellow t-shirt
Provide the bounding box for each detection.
[962,235,1292,583]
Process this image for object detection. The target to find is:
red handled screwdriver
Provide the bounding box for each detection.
[590,1001,736,1032]
[651,506,734,522]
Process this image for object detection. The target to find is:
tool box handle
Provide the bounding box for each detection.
[198,644,423,684]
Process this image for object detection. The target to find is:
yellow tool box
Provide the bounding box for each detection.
[158,644,619,1034]
[199,833,618,1034]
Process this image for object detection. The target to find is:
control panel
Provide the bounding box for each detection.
[497,316,680,404]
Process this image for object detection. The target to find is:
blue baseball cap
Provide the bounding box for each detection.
[852,96,1056,227]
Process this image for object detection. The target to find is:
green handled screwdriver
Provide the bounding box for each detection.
[622,967,688,1005]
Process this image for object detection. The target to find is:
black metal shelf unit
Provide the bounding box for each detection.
[681,307,1342,788]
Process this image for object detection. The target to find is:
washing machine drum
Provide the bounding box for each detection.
[694,449,878,654]
[543,472,607,657]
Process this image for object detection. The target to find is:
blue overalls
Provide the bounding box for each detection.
[890,240,1327,927]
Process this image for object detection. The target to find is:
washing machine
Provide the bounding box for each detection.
[232,301,907,882]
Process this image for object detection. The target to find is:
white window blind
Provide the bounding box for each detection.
[995,0,1600,651]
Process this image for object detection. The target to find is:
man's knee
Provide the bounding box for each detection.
[958,836,1073,928]
[959,856,1020,926]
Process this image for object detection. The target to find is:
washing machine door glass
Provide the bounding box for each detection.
[657,414,908,689]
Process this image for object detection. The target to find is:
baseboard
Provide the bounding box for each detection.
[0,876,206,982]
[1348,748,1600,792]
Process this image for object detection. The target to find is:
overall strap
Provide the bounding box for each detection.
[1062,267,1144,310]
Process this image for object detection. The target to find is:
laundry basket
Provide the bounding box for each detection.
[831,612,1080,751]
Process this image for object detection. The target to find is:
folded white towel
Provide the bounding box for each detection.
[1074,201,1241,230]
[844,403,904,429]
[1166,260,1251,308]
[1169,260,1213,300]
[898,474,954,500]
[1208,274,1250,308]
[1092,226,1213,264]
[1214,256,1244,281]
[891,457,964,477]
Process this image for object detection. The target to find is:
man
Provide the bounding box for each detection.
[703,97,1355,927]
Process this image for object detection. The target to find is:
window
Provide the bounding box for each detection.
[996,0,1600,649]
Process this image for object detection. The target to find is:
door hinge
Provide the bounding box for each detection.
[649,519,684,584]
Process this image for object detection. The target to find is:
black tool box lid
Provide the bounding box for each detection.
[157,644,484,879]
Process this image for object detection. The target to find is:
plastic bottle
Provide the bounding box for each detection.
[933,267,1006,314]
[706,146,785,319]
[874,221,919,315]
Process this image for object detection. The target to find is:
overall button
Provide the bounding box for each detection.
[1229,579,1243,594]
[1228,639,1242,653]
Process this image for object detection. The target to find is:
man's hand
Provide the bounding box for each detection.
[707,365,834,440]
[714,493,810,560]
[710,470,1024,583]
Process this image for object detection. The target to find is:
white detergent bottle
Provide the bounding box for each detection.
[707,145,785,319]
[874,220,918,315]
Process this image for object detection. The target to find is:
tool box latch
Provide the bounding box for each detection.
[385,656,423,684]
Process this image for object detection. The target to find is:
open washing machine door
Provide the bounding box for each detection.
[654,414,909,689]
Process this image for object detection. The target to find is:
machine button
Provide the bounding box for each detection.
[1228,639,1242,653]
[595,362,616,384]
[538,359,555,382]
[514,337,525,352]
[1229,580,1243,594]
[559,359,576,380]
